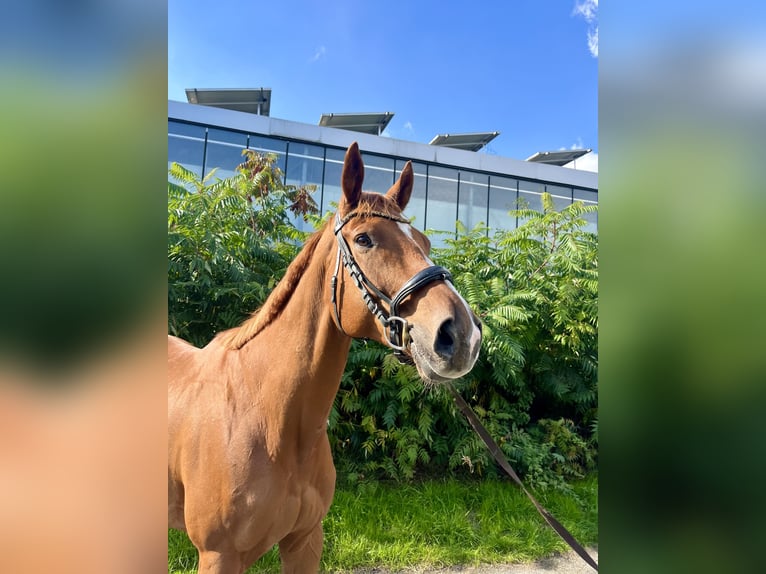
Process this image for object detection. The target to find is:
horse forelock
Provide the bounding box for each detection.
[351,192,405,220]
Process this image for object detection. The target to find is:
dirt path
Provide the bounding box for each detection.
[353,547,599,573]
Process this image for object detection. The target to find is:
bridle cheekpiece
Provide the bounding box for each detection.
[331,210,453,360]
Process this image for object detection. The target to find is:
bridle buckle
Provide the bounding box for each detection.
[384,315,409,352]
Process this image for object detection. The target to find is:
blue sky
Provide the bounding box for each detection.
[169,0,598,171]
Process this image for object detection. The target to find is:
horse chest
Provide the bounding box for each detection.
[228,457,335,551]
[230,421,334,512]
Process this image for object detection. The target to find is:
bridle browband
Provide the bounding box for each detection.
[331,210,452,359]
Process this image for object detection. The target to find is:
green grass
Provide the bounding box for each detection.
[168,474,598,573]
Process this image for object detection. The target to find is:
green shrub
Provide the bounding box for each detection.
[167,151,316,346]
[167,157,598,490]
[332,194,598,490]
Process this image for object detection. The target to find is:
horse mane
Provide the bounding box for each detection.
[216,192,405,351]
[217,219,330,350]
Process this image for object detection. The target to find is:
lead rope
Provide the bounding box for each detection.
[445,382,598,572]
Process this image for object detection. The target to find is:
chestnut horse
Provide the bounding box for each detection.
[168,143,482,573]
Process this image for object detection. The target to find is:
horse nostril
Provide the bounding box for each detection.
[434,318,456,359]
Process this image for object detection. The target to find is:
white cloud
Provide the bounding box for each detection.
[309,45,326,63]
[574,0,597,21]
[587,27,599,58]
[573,0,598,58]
[403,120,414,136]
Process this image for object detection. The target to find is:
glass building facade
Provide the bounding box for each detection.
[169,102,598,243]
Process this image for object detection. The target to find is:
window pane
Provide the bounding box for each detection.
[518,180,543,226]
[248,134,287,153]
[208,128,246,146]
[168,123,205,179]
[168,121,205,138]
[248,135,287,172]
[288,142,323,159]
[203,128,247,180]
[396,159,427,230]
[582,210,598,233]
[204,142,247,181]
[325,147,346,162]
[574,188,597,203]
[546,184,572,212]
[518,180,543,208]
[426,165,458,246]
[574,188,598,233]
[322,155,344,216]
[361,153,395,194]
[286,144,325,232]
[488,176,517,231]
[457,171,488,233]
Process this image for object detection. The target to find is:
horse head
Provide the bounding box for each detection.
[331,142,482,384]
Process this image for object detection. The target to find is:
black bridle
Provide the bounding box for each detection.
[331,210,452,359]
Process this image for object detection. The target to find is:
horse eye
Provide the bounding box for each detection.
[354,233,373,248]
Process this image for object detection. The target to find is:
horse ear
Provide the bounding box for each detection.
[340,142,364,214]
[386,160,413,210]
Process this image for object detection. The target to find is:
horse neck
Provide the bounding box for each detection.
[238,231,351,456]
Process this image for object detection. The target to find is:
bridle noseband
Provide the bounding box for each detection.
[331,210,452,359]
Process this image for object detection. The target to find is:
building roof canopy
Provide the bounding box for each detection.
[318,112,395,135]
[185,88,272,116]
[428,132,500,152]
[526,149,592,166]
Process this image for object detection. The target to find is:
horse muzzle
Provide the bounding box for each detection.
[407,303,482,385]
